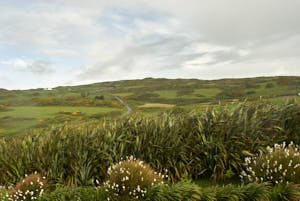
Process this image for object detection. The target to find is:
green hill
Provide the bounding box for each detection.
[1,76,300,136]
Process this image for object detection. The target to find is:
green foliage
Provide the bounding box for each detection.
[90,111,122,119]
[276,76,300,86]
[143,180,212,201]
[144,181,290,201]
[95,95,104,100]
[216,88,245,100]
[0,187,9,200]
[176,89,194,97]
[80,90,90,98]
[0,101,300,186]
[270,183,300,201]
[124,93,161,102]
[265,83,275,88]
[246,90,256,95]
[241,142,300,184]
[0,104,9,111]
[240,182,271,201]
[104,157,165,200]
[215,183,270,201]
[2,179,300,201]
[215,184,245,201]
[6,96,122,107]
[37,186,108,201]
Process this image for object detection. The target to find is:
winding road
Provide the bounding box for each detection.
[114,96,133,115]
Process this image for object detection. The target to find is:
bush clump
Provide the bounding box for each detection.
[241,142,300,184]
[103,156,167,201]
[7,173,47,201]
[270,183,300,201]
[143,180,214,201]
[37,186,108,201]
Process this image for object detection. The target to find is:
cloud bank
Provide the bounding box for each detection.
[0,0,300,89]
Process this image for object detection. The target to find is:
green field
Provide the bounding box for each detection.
[0,106,123,136]
[0,106,121,119]
[1,76,300,137]
[155,90,177,99]
[193,88,222,97]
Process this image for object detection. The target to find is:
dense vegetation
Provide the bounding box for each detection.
[0,100,300,200]
[1,76,300,200]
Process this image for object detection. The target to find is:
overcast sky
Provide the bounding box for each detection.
[0,0,300,89]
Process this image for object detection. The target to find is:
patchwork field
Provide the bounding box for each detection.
[1,76,300,137]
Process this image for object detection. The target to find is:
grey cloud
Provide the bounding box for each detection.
[147,0,300,64]
[26,60,55,74]
[206,50,243,65]
[149,0,300,45]
[78,33,209,81]
[2,0,300,90]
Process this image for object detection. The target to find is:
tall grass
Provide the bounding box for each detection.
[0,100,299,186]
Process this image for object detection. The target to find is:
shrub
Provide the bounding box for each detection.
[0,104,9,112]
[239,182,270,201]
[241,142,300,184]
[265,83,275,88]
[8,173,47,201]
[103,156,166,201]
[38,186,107,201]
[270,183,300,201]
[0,186,9,200]
[215,184,245,201]
[145,181,272,201]
[143,180,213,201]
[95,95,104,100]
[216,88,245,100]
[246,91,256,95]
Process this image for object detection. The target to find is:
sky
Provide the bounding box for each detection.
[0,0,300,90]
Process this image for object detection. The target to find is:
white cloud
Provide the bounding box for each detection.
[1,59,54,74]
[0,0,300,89]
[0,59,28,68]
[26,60,54,74]
[42,49,80,57]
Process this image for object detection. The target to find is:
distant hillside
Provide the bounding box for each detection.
[1,76,300,136]
[2,76,300,107]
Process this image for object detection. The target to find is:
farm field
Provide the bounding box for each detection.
[138,103,175,108]
[1,76,300,136]
[0,106,124,136]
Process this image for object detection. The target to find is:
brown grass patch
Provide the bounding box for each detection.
[138,103,175,108]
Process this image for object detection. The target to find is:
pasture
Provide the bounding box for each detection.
[1,76,300,136]
[0,106,123,136]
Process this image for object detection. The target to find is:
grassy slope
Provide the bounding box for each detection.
[0,106,121,119]
[0,106,123,136]
[1,76,300,136]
